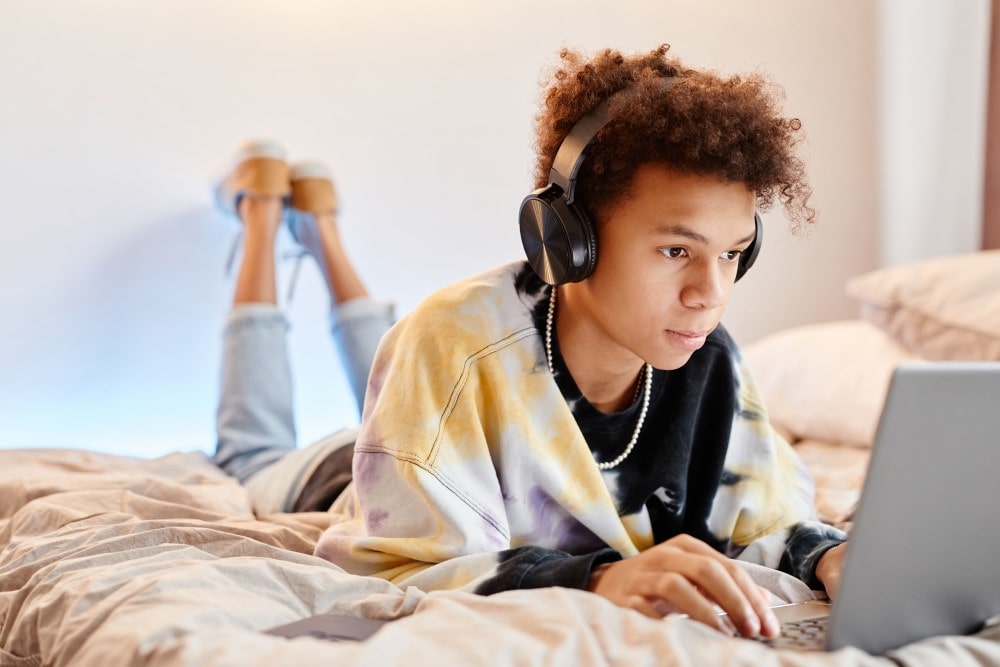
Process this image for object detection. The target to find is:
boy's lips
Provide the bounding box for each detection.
[665,329,710,351]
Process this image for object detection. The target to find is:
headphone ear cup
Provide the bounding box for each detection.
[569,202,598,281]
[519,186,597,285]
[735,212,763,282]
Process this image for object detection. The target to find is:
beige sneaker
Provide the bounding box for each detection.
[283,161,340,300]
[213,140,291,217]
[289,161,338,215]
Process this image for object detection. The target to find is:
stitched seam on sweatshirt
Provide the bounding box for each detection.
[350,447,511,540]
[428,326,539,464]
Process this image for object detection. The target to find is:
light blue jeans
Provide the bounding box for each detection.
[212,298,394,512]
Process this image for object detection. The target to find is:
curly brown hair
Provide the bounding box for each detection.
[533,45,814,231]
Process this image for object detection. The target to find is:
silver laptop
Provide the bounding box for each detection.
[769,362,1000,654]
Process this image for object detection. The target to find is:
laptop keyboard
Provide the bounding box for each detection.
[766,615,829,650]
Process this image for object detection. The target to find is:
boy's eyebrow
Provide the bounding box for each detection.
[653,224,757,246]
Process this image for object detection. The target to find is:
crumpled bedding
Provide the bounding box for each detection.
[792,440,870,531]
[2,448,998,667]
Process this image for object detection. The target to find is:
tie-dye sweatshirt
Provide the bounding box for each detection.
[315,262,846,594]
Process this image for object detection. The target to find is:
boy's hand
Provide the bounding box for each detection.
[587,534,779,638]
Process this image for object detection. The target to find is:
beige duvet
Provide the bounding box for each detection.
[2,447,998,667]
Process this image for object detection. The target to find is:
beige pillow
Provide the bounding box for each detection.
[845,250,1000,360]
[742,320,915,447]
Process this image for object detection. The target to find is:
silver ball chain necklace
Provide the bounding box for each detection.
[545,286,653,470]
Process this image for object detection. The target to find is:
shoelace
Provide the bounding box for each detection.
[224,229,243,278]
[283,248,307,302]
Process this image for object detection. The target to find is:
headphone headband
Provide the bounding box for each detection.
[549,82,677,204]
[549,95,617,204]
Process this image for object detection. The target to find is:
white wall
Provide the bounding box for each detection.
[0,0,897,457]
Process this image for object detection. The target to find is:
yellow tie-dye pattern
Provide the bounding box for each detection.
[620,512,654,553]
[708,360,814,547]
[430,324,644,557]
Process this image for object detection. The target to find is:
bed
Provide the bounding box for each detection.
[2,251,999,667]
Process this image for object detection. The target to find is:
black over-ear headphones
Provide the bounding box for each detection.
[518,84,762,286]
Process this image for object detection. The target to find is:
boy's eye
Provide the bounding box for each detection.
[721,250,743,262]
[660,247,687,259]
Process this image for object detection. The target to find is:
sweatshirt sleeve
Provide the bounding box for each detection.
[474,546,622,594]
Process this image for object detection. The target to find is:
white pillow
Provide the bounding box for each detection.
[845,250,1000,361]
[742,320,915,447]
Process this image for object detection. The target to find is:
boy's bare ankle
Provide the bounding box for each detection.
[238,194,284,237]
[313,211,343,242]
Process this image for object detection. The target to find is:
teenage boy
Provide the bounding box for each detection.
[308,45,847,640]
